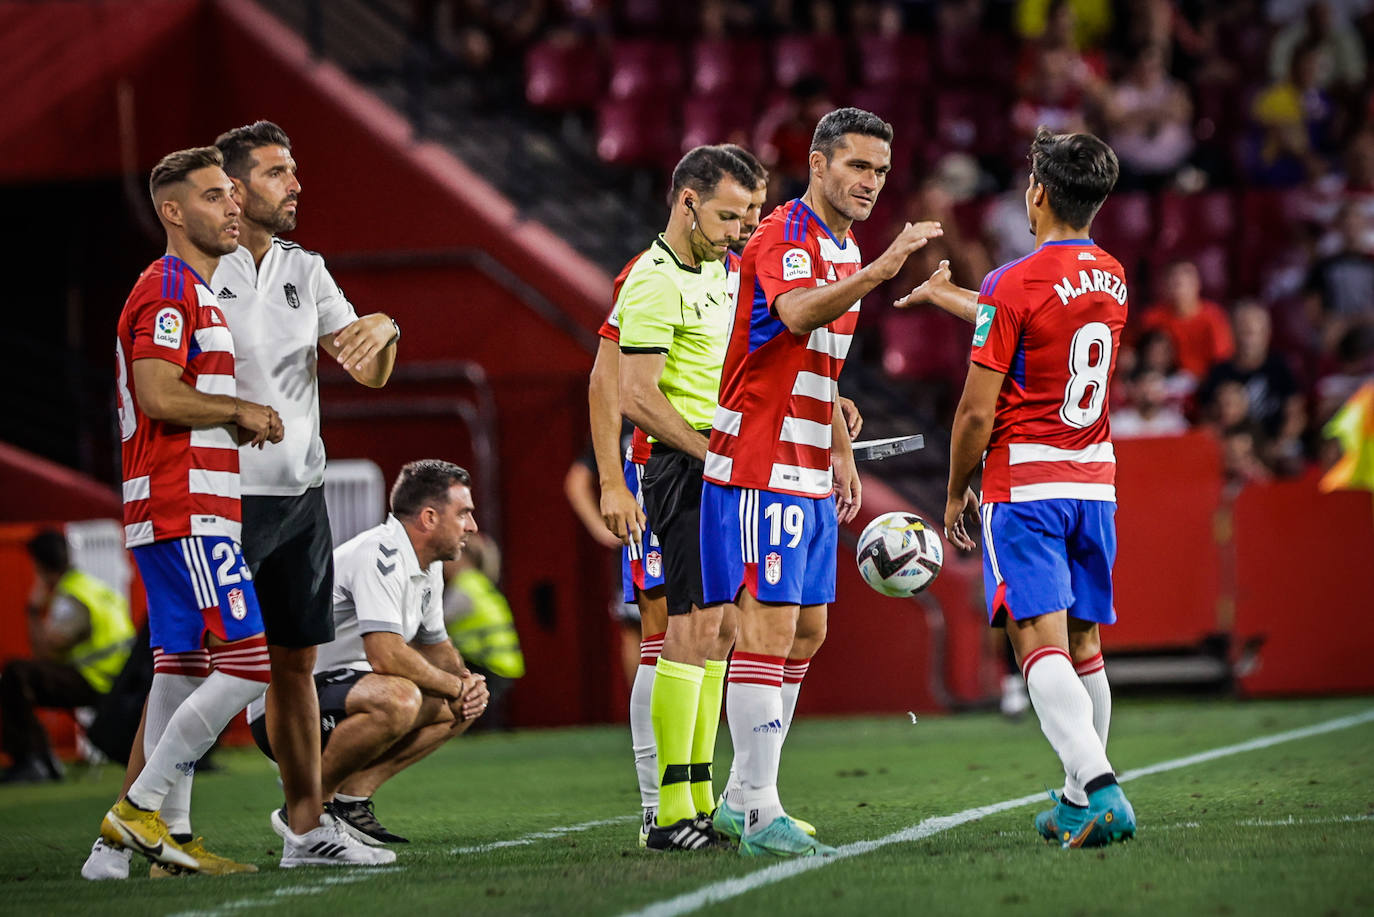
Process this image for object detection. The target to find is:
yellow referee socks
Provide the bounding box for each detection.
[651,658,704,827]
[690,658,728,815]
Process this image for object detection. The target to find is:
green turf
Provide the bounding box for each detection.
[2,697,1372,916]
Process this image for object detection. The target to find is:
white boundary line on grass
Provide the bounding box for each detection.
[622,707,1374,917]
[449,815,637,855]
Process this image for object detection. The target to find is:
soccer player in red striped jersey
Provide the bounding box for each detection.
[940,128,1137,847]
[700,109,942,857]
[97,147,282,875]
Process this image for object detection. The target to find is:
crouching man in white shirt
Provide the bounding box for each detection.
[249,460,489,858]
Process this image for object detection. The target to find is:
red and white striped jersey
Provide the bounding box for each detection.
[598,251,652,464]
[116,256,241,548]
[971,239,1129,503]
[705,200,861,498]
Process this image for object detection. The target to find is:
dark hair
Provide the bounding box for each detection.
[390,460,472,519]
[717,143,768,189]
[667,145,759,207]
[148,146,224,202]
[214,120,293,179]
[810,107,893,161]
[26,529,69,576]
[1028,126,1119,229]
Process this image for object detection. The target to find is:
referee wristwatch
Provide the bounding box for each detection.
[387,317,401,346]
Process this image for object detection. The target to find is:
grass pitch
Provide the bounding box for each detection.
[2,697,1372,916]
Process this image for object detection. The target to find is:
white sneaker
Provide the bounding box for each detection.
[81,837,131,880]
[279,813,396,868]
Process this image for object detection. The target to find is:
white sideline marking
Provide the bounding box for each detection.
[450,815,636,855]
[623,708,1374,917]
[166,870,384,917]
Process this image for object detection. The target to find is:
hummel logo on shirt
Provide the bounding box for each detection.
[217,287,236,299]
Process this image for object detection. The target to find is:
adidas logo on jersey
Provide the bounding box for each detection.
[753,719,783,734]
[217,287,237,299]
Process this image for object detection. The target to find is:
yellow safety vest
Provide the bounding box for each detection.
[445,569,525,679]
[57,569,135,694]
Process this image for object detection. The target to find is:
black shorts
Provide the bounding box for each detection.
[642,445,707,616]
[241,486,335,648]
[249,667,364,760]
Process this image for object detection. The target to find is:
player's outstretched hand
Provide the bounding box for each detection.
[459,672,490,721]
[838,396,863,438]
[944,487,980,551]
[871,221,943,282]
[894,259,954,308]
[600,484,646,548]
[333,313,396,372]
[833,455,862,525]
[234,400,285,448]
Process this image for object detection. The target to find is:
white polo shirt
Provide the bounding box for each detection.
[212,239,358,496]
[314,514,449,674]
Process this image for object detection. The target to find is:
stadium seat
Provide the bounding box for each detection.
[681,93,757,152]
[932,90,1006,158]
[690,39,768,98]
[771,34,849,93]
[524,38,604,111]
[596,97,679,168]
[1091,191,1154,282]
[1156,190,1237,251]
[933,29,1014,88]
[855,35,931,89]
[608,39,685,101]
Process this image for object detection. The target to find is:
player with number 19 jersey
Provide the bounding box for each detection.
[972,238,1128,624]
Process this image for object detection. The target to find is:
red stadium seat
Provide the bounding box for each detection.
[933,29,1014,88]
[608,39,685,101]
[856,35,931,89]
[771,34,849,93]
[1091,191,1154,281]
[1156,190,1237,251]
[681,93,757,152]
[690,39,768,98]
[597,98,679,168]
[932,90,1006,158]
[524,38,604,111]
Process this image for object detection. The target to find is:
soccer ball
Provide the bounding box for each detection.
[855,512,944,597]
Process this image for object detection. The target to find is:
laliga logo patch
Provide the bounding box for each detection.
[227,587,247,621]
[764,551,783,585]
[781,247,811,281]
[153,307,184,348]
[646,550,663,578]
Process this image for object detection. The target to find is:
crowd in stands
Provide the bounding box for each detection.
[432,0,1374,488]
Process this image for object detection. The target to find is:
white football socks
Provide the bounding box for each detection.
[726,654,786,835]
[1060,653,1113,805]
[1022,647,1112,798]
[630,661,659,811]
[143,671,203,835]
[127,671,266,811]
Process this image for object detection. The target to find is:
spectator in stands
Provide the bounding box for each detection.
[1248,40,1339,186]
[1315,324,1374,425]
[1133,327,1199,404]
[1016,0,1113,52]
[1197,301,1307,472]
[1104,43,1194,190]
[1112,367,1190,437]
[1204,381,1276,486]
[1010,44,1094,154]
[1268,0,1366,93]
[1140,259,1235,379]
[1,530,134,783]
[1305,201,1374,353]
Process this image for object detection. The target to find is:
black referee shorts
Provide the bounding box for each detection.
[241,486,335,648]
[641,444,707,616]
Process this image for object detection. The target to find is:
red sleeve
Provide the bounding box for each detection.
[970,290,1023,374]
[752,224,819,311]
[127,291,193,369]
[1208,305,1235,362]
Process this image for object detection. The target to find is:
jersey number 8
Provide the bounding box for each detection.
[1059,322,1112,429]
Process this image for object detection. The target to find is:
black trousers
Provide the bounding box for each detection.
[0,659,100,761]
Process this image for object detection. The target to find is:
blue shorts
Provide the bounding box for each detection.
[700,482,837,607]
[980,499,1116,626]
[133,536,266,654]
[620,459,666,603]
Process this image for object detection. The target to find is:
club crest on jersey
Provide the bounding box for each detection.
[646,550,663,578]
[227,587,247,621]
[972,302,996,347]
[153,307,184,349]
[764,552,783,585]
[781,248,811,281]
[283,282,300,309]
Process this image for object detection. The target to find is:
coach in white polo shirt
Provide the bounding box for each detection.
[213,121,399,861]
